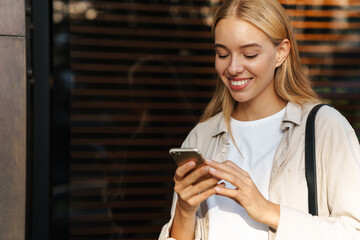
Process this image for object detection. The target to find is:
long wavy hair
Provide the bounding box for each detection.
[200,0,321,125]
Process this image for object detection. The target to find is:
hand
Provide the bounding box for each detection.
[171,160,222,239]
[206,159,280,230]
[174,160,221,214]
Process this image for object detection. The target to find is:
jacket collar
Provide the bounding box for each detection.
[281,102,302,128]
[211,112,228,137]
[210,102,302,137]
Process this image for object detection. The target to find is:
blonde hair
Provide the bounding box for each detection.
[200,0,321,125]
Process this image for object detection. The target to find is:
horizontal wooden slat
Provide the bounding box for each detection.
[70,200,171,208]
[70,188,173,196]
[286,9,360,17]
[295,33,360,42]
[318,92,360,99]
[71,51,214,62]
[70,212,169,222]
[71,126,192,134]
[71,151,171,159]
[71,101,206,109]
[278,0,360,6]
[301,58,360,65]
[71,164,175,171]
[72,76,217,85]
[309,69,360,76]
[71,114,200,122]
[71,63,215,74]
[329,104,360,111]
[71,13,210,26]
[71,89,213,98]
[72,1,217,12]
[71,176,172,183]
[313,81,360,87]
[71,38,214,50]
[71,138,183,146]
[291,21,360,29]
[300,45,360,53]
[69,225,162,235]
[70,25,212,38]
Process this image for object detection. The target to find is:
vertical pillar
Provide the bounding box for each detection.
[0,0,26,239]
[30,0,51,239]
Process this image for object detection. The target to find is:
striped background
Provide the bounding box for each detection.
[52,0,360,239]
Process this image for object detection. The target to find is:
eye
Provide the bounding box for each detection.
[218,54,229,58]
[244,54,258,59]
[216,53,229,59]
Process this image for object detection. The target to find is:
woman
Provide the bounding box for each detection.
[159,0,360,239]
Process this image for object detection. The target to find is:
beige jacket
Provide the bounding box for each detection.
[159,102,360,240]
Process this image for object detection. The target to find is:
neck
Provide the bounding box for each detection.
[232,96,287,121]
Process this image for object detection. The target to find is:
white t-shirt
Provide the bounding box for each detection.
[207,108,285,240]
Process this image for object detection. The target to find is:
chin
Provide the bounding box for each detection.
[229,93,251,103]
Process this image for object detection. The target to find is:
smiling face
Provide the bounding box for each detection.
[214,17,288,112]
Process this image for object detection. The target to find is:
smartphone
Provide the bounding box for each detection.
[169,148,205,168]
[169,148,211,183]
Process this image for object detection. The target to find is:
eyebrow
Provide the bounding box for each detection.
[214,43,262,50]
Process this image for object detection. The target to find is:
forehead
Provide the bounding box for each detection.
[214,17,271,47]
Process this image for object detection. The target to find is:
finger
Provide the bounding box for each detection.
[206,160,248,180]
[189,185,217,204]
[190,176,220,195]
[174,160,196,180]
[223,160,249,176]
[178,173,220,201]
[180,165,212,187]
[215,184,240,199]
[207,166,246,189]
[205,159,237,174]
[177,182,224,211]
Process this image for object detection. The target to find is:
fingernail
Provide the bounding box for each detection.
[215,186,221,192]
[188,161,195,167]
[209,167,216,174]
[205,159,213,164]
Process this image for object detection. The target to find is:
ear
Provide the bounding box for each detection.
[275,39,290,68]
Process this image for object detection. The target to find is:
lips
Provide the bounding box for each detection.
[228,78,252,90]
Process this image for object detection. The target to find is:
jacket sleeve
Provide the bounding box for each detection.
[158,193,202,240]
[275,108,360,239]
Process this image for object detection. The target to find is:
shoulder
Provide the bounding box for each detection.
[300,104,358,153]
[181,112,225,148]
[303,103,355,136]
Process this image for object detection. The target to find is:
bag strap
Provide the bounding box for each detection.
[305,103,329,216]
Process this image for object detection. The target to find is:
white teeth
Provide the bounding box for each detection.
[230,79,250,86]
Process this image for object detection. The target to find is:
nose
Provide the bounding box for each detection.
[227,56,244,76]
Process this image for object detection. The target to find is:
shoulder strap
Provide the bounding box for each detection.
[305,103,329,216]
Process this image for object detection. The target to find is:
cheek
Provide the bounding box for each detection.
[215,61,229,85]
[215,59,227,75]
[250,55,277,76]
